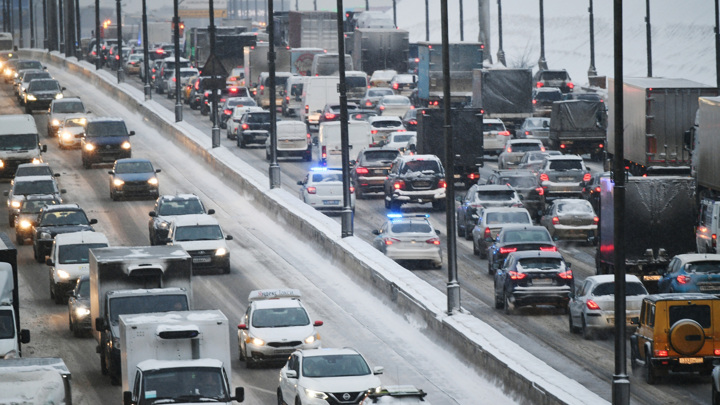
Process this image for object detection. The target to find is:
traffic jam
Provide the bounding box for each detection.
[0,2,718,405]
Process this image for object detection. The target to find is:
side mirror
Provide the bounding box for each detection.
[41,144,47,152]
[454,195,463,202]
[123,391,132,405]
[128,130,135,136]
[20,329,30,344]
[45,258,54,266]
[373,366,384,375]
[108,170,114,175]
[435,229,441,236]
[3,191,8,197]
[61,87,67,91]
[149,211,157,217]
[95,317,106,331]
[296,180,303,186]
[53,173,60,177]
[234,387,245,403]
[566,262,572,268]
[86,110,92,114]
[372,229,380,235]
[89,218,98,225]
[207,209,215,215]
[155,169,161,173]
[60,189,67,194]
[237,323,248,330]
[285,370,297,379]
[313,320,324,326]
[225,235,233,240]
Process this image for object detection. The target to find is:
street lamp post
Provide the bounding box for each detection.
[459,0,463,41]
[715,0,720,94]
[94,0,100,69]
[43,0,47,49]
[538,0,548,70]
[75,0,80,55]
[18,0,23,48]
[209,0,220,148]
[496,0,505,66]
[142,0,151,99]
[30,0,34,48]
[588,0,597,77]
[173,0,182,121]
[336,0,352,237]
[116,0,123,83]
[645,0,652,77]
[268,0,281,188]
[425,0,429,41]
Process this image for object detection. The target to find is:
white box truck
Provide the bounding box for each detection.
[120,310,244,405]
[301,76,340,131]
[0,357,72,404]
[90,245,193,385]
[316,121,372,168]
[0,114,47,179]
[0,232,30,359]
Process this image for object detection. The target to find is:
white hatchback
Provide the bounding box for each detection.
[297,168,355,213]
[483,118,511,155]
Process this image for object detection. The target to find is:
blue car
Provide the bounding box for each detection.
[658,253,720,294]
[108,158,160,201]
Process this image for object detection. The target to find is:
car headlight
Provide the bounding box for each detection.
[19,219,31,229]
[31,157,41,164]
[84,143,95,151]
[13,72,18,78]
[113,178,125,187]
[74,307,90,318]
[26,94,36,101]
[304,333,320,344]
[215,247,227,256]
[40,231,52,239]
[57,269,70,279]
[55,93,63,99]
[51,119,60,126]
[121,141,131,150]
[10,200,20,208]
[61,132,73,141]
[0,160,4,168]
[246,336,265,346]
[304,389,328,400]
[158,221,169,229]
[147,177,158,186]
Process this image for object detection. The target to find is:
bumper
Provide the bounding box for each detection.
[508,286,571,307]
[71,309,92,331]
[189,253,230,272]
[385,247,442,263]
[84,149,132,164]
[542,183,584,198]
[113,184,159,198]
[391,189,446,205]
[241,131,269,145]
[551,225,597,241]
[356,175,386,192]
[649,356,719,373]
[584,311,640,330]
[247,340,321,362]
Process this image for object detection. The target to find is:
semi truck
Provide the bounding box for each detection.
[351,28,409,76]
[470,68,533,136]
[242,43,291,96]
[288,11,338,51]
[120,310,244,405]
[185,27,256,71]
[0,232,29,359]
[596,175,696,291]
[415,108,484,189]
[0,358,72,404]
[291,48,326,76]
[607,77,715,175]
[548,100,607,159]
[416,42,483,108]
[90,245,193,385]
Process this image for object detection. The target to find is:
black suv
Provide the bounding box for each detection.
[24,79,65,113]
[32,204,97,263]
[383,154,446,211]
[81,118,135,169]
[486,225,556,274]
[455,184,524,239]
[147,194,214,245]
[351,148,401,199]
[533,69,574,93]
[236,111,271,148]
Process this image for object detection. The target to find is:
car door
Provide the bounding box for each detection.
[635,301,655,361]
[658,257,680,292]
[280,354,299,401]
[458,185,477,225]
[570,279,591,324]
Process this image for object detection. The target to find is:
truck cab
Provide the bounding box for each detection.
[0,262,29,359]
[697,198,720,254]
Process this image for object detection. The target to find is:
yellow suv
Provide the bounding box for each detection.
[630,293,720,384]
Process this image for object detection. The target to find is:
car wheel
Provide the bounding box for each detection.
[504,292,513,315]
[464,221,474,240]
[356,187,365,200]
[494,290,504,309]
[7,214,13,227]
[295,398,302,405]
[53,285,64,305]
[569,312,581,334]
[222,265,231,274]
[265,149,271,161]
[472,240,479,256]
[582,316,593,340]
[390,200,402,211]
[239,342,246,362]
[304,152,312,162]
[69,313,74,332]
[49,278,55,300]
[34,247,44,263]
[630,343,640,373]
[73,323,84,338]
[238,138,246,148]
[111,373,121,386]
[100,352,109,375]
[25,106,31,114]
[457,222,465,238]
[479,246,488,260]
[82,158,91,170]
[15,233,23,246]
[246,356,255,369]
[201,107,208,116]
[645,349,657,385]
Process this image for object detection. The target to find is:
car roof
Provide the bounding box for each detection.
[500,225,548,232]
[159,193,201,202]
[550,198,592,205]
[397,154,440,163]
[172,214,219,227]
[43,203,82,212]
[644,293,720,303]
[475,185,515,191]
[52,97,82,104]
[298,347,360,357]
[368,116,402,123]
[14,175,56,183]
[546,154,583,161]
[534,87,563,93]
[492,169,536,177]
[482,207,529,214]
[506,250,564,260]
[252,298,304,310]
[17,163,51,169]
[672,253,720,263]
[87,117,125,123]
[54,231,108,245]
[507,138,543,145]
[584,274,643,284]
[483,118,504,124]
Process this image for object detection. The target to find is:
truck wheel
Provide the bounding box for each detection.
[100,352,109,375]
[15,233,23,245]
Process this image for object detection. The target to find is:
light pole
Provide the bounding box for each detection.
[30,0,34,48]
[18,0,23,48]
[588,0,597,77]
[209,0,220,148]
[116,0,123,83]
[496,0,505,66]
[268,0,281,188]
[645,0,652,77]
[335,0,352,236]
[425,0,429,41]
[142,0,151,99]
[538,0,548,70]
[173,0,182,121]
[459,0,463,41]
[94,0,100,69]
[715,0,720,94]
[75,0,80,54]
[43,0,47,48]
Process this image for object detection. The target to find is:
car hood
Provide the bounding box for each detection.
[301,374,381,393]
[85,135,129,145]
[173,240,227,251]
[115,172,156,182]
[251,324,315,341]
[36,224,94,237]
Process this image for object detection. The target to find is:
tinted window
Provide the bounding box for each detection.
[524,118,549,128]
[517,257,562,270]
[390,222,432,233]
[363,150,399,162]
[17,61,43,70]
[20,199,57,213]
[556,201,593,214]
[86,121,128,137]
[23,72,51,81]
[247,113,271,123]
[175,225,223,241]
[371,120,402,129]
[685,261,720,274]
[0,134,38,150]
[14,180,56,195]
[390,134,414,143]
[16,166,52,177]
[669,304,711,329]
[346,76,367,88]
[509,143,543,152]
[475,190,515,201]
[503,229,552,242]
[77,279,90,297]
[483,123,506,132]
[486,212,530,225]
[535,91,562,102]
[540,71,570,81]
[0,310,14,339]
[157,199,204,216]
[592,282,647,296]
[498,176,537,188]
[400,160,441,174]
[109,294,188,323]
[548,160,583,171]
[115,161,154,174]
[41,210,89,226]
[28,80,60,91]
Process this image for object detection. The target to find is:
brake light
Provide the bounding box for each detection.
[508,271,526,280]
[91,51,96,55]
[540,146,546,152]
[583,173,592,182]
[325,113,336,120]
[559,270,573,279]
[229,87,238,93]
[532,99,537,104]
[586,299,600,310]
[484,227,491,239]
[713,234,717,249]
[715,349,720,356]
[241,123,249,130]
[593,216,599,223]
[306,186,316,194]
[567,82,574,89]
[223,109,232,115]
[305,105,309,113]
[539,246,557,252]
[285,96,289,102]
[172,77,176,82]
[431,101,439,106]
[365,101,373,107]
[536,82,544,88]
[228,76,237,81]
[355,167,369,175]
[540,173,549,182]
[467,173,479,180]
[321,146,327,160]
[552,216,559,225]
[594,186,601,193]
[379,106,385,110]
[409,119,417,125]
[654,350,669,357]
[499,131,511,136]
[384,237,400,245]
[535,187,544,196]
[599,143,604,148]
[392,83,399,90]
[393,180,405,190]
[438,179,447,189]
[371,129,378,134]
[506,146,512,153]
[676,275,690,284]
[499,247,517,254]
[156,48,164,54]
[560,144,566,149]
[426,238,440,245]
[115,55,119,60]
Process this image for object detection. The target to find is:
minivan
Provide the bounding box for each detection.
[697,198,720,253]
[282,75,306,117]
[301,76,340,130]
[0,114,46,178]
[265,121,311,161]
[316,121,372,168]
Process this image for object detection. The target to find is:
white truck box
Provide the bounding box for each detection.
[301,76,340,130]
[316,121,372,168]
[0,232,29,359]
[0,357,72,404]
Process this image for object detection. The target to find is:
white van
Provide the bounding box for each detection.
[311,53,354,77]
[345,71,369,104]
[265,121,311,161]
[301,76,340,130]
[47,231,109,304]
[283,75,306,117]
[0,114,46,179]
[316,121,372,168]
[698,199,720,253]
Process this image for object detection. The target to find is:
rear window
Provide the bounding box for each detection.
[312,173,343,182]
[28,80,60,91]
[556,201,593,214]
[475,190,515,201]
[669,305,711,329]
[346,76,367,88]
[486,212,530,225]
[368,89,394,98]
[391,222,432,233]
[592,282,647,296]
[685,261,720,273]
[509,143,543,152]
[400,160,441,174]
[502,229,552,242]
[53,101,85,113]
[539,71,571,81]
[498,176,537,188]
[247,113,271,123]
[363,150,399,162]
[372,120,402,129]
[548,160,583,171]
[390,134,414,143]
[534,91,562,101]
[517,257,562,270]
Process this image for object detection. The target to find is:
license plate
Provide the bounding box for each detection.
[644,275,661,281]
[679,357,703,365]
[193,256,211,263]
[532,278,553,285]
[453,174,461,179]
[559,177,575,182]
[323,200,339,205]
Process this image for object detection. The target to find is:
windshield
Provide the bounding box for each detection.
[302,354,371,378]
[0,134,38,151]
[115,161,154,174]
[252,307,310,328]
[109,294,188,323]
[20,199,57,213]
[28,80,60,91]
[364,150,399,162]
[368,89,393,98]
[540,71,570,81]
[14,180,56,195]
[592,282,647,296]
[40,210,88,226]
[390,134,413,143]
[58,243,108,264]
[475,190,516,201]
[498,176,537,188]
[143,367,228,402]
[390,221,432,233]
[289,83,303,97]
[525,118,549,128]
[86,121,128,137]
[484,123,506,132]
[17,61,43,70]
[548,160,584,171]
[23,72,50,82]
[346,76,367,88]
[383,97,410,105]
[0,310,14,339]
[509,143,543,152]
[64,117,86,127]
[400,160,441,174]
[54,101,84,113]
[503,229,552,242]
[16,166,51,177]
[157,199,204,216]
[486,212,530,225]
[556,201,594,214]
[685,261,720,274]
[175,225,223,241]
[517,258,562,270]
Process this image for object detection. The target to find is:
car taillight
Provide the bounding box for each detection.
[393,180,405,190]
[392,83,399,90]
[371,129,378,134]
[438,179,447,189]
[594,186,601,193]
[583,173,592,182]
[355,167,369,175]
[532,99,537,104]
[349,186,355,194]
[567,82,574,89]
[484,227,491,238]
[365,101,373,107]
[540,173,549,182]
[586,299,600,310]
[426,238,440,245]
[713,234,717,249]
[223,109,232,115]
[228,77,237,81]
[409,119,417,125]
[172,77,176,82]
[229,87,238,93]
[431,101,439,106]
[536,82,544,88]
[325,113,336,120]
[499,131,511,136]
[306,186,316,194]
[677,274,690,284]
[467,173,479,180]
[654,350,669,357]
[558,270,573,279]
[525,131,530,135]
[552,216,559,225]
[560,144,566,149]
[384,237,400,245]
[535,187,544,196]
[508,271,526,280]
[305,105,309,112]
[285,96,289,102]
[91,51,96,55]
[379,105,385,110]
[599,143,604,148]
[321,146,327,160]
[539,246,557,252]
[506,146,512,153]
[593,216,599,223]
[241,124,249,130]
[499,247,517,254]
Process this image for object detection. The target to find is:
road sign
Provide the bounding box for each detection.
[178,9,227,18]
[202,52,228,78]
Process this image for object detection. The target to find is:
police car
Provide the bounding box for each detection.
[297,167,356,213]
[371,214,442,269]
[237,289,323,368]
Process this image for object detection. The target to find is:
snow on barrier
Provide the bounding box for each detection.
[20,49,608,405]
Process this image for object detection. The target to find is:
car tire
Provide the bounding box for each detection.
[100,352,109,375]
[265,149,271,161]
[222,265,231,274]
[277,389,285,405]
[53,284,64,305]
[504,292,513,315]
[569,312,581,334]
[390,200,402,211]
[82,158,91,170]
[582,316,593,340]
[73,323,84,338]
[384,197,391,209]
[457,222,465,238]
[494,291,504,309]
[238,138,246,148]
[479,246,488,260]
[645,349,657,385]
[7,214,13,227]
[472,240,479,256]
[15,233,23,246]
[49,278,55,301]
[356,187,365,200]
[25,106,31,114]
[34,247,44,263]
[304,152,312,162]
[464,221,474,240]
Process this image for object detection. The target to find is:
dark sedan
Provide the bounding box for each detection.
[108,158,161,201]
[24,79,65,114]
[351,148,400,198]
[148,194,214,245]
[487,225,557,275]
[32,204,97,263]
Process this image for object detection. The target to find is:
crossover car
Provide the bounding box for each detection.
[57,115,87,149]
[48,97,89,137]
[517,150,562,172]
[471,207,533,258]
[482,118,511,156]
[360,87,395,109]
[32,204,97,263]
[536,155,591,200]
[372,213,442,269]
[220,96,257,129]
[539,199,598,244]
[148,194,214,246]
[456,184,523,238]
[487,225,557,274]
[368,116,405,146]
[24,78,64,114]
[352,148,401,199]
[516,117,551,145]
[383,154,446,211]
[236,110,272,148]
[657,253,720,294]
[484,170,544,220]
[81,118,135,169]
[534,69,574,93]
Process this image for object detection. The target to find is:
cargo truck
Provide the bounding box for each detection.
[0,233,29,359]
[291,47,326,76]
[596,176,696,291]
[90,245,193,385]
[288,11,337,51]
[416,42,483,108]
[351,28,409,76]
[185,27,256,71]
[415,108,484,189]
[0,358,71,404]
[548,100,607,159]
[120,310,244,405]
[607,77,715,175]
[470,68,532,136]
[242,43,291,97]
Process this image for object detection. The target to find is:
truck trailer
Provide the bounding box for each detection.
[416,42,483,108]
[351,28,409,76]
[607,77,715,175]
[0,358,72,404]
[120,310,244,404]
[243,43,291,96]
[470,68,533,136]
[548,100,607,159]
[0,232,29,359]
[288,11,338,51]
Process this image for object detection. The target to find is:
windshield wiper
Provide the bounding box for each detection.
[175,394,222,402]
